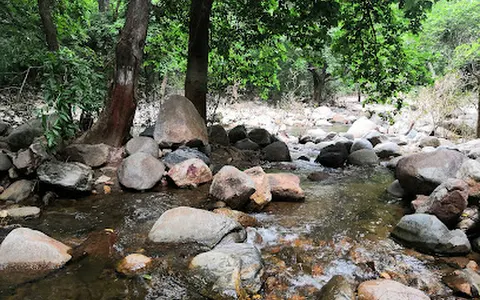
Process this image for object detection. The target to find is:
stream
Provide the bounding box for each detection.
[0,163,462,299]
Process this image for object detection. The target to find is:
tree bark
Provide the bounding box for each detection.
[78,0,150,147]
[308,63,328,104]
[38,0,59,51]
[476,76,480,138]
[185,0,213,120]
[98,0,110,12]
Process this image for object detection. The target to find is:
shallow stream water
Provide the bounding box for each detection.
[0,164,463,299]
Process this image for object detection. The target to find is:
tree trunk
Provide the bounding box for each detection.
[78,0,150,147]
[476,76,480,138]
[98,0,110,12]
[185,0,213,120]
[38,0,59,51]
[308,63,328,104]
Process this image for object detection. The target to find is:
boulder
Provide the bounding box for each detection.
[357,279,429,300]
[0,121,10,136]
[234,138,260,151]
[5,119,43,151]
[350,139,374,153]
[62,143,110,167]
[391,214,471,255]
[244,166,272,210]
[228,125,247,144]
[153,95,208,147]
[307,171,329,182]
[347,117,377,138]
[457,159,480,182]
[209,166,256,210]
[316,275,355,300]
[117,152,165,190]
[263,141,291,162]
[13,148,42,175]
[419,136,440,148]
[305,128,327,141]
[268,173,305,202]
[125,137,159,158]
[315,143,349,168]
[396,150,466,196]
[148,207,246,248]
[37,161,94,192]
[0,153,12,171]
[167,158,212,188]
[5,206,41,219]
[0,180,35,203]
[387,180,405,198]
[373,142,401,159]
[457,206,479,233]
[362,131,387,147]
[190,243,263,295]
[0,228,71,271]
[415,179,469,226]
[116,254,152,276]
[347,149,379,166]
[312,106,335,120]
[213,208,259,227]
[443,268,480,298]
[248,128,272,146]
[162,147,210,169]
[208,125,229,146]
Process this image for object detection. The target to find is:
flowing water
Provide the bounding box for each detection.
[0,164,462,299]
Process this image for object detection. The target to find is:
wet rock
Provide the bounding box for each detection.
[0,179,34,202]
[234,138,260,151]
[153,95,208,147]
[70,229,117,260]
[415,179,469,226]
[148,207,246,248]
[213,208,259,227]
[125,137,159,158]
[0,228,71,270]
[117,152,165,190]
[457,159,480,182]
[5,119,43,151]
[443,268,480,298]
[419,136,440,148]
[396,150,466,196]
[347,149,379,166]
[0,121,10,136]
[387,180,405,198]
[391,213,471,255]
[315,142,349,168]
[316,275,355,300]
[116,253,152,276]
[357,279,429,300]
[13,148,42,175]
[346,117,377,138]
[0,153,12,171]
[208,124,229,146]
[38,161,94,192]
[162,147,210,169]
[268,173,305,202]
[209,166,256,210]
[457,206,479,233]
[5,206,41,218]
[244,166,272,210]
[362,131,388,147]
[190,243,263,295]
[473,237,480,252]
[263,141,291,162]
[373,142,401,159]
[350,139,374,153]
[139,125,155,138]
[167,158,212,188]
[411,195,429,211]
[228,125,247,144]
[62,143,110,168]
[384,156,403,170]
[248,128,272,147]
[307,171,329,182]
[299,135,314,144]
[306,128,328,141]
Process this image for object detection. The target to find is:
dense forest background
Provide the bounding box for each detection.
[0,0,479,148]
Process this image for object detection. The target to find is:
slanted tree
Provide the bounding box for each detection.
[38,0,59,51]
[185,0,213,120]
[79,0,150,146]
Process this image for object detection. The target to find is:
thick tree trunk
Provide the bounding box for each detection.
[185,0,213,120]
[98,0,110,12]
[38,0,59,51]
[78,0,150,147]
[308,63,328,104]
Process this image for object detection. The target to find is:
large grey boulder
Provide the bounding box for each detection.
[357,279,429,300]
[247,128,272,147]
[391,214,471,255]
[209,166,256,210]
[396,149,466,196]
[148,207,245,248]
[263,141,291,162]
[350,139,373,153]
[347,149,379,166]
[5,119,43,151]
[234,138,260,151]
[456,159,480,182]
[373,142,401,159]
[208,125,229,146]
[62,143,110,168]
[315,142,349,168]
[117,152,165,190]
[190,243,263,295]
[37,161,94,192]
[228,125,247,144]
[0,180,35,203]
[153,95,208,147]
[162,147,210,169]
[0,153,12,171]
[346,117,377,138]
[125,137,159,158]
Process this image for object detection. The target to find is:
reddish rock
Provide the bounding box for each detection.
[116,253,152,276]
[167,158,212,188]
[268,173,305,202]
[411,195,429,211]
[443,268,480,297]
[244,166,271,210]
[70,229,117,261]
[209,166,255,210]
